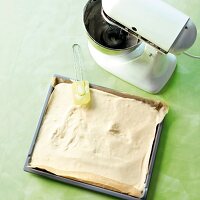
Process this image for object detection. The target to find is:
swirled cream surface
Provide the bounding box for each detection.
[30,83,168,197]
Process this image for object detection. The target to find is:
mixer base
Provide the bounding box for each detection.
[88,42,176,93]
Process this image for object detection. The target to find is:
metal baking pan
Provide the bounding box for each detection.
[24,74,164,200]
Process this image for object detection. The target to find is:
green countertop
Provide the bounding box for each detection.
[0,0,199,199]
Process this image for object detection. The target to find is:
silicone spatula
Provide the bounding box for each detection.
[72,44,91,105]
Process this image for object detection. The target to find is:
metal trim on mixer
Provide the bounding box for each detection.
[101,9,167,54]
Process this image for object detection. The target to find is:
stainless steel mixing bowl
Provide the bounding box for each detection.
[83,0,141,54]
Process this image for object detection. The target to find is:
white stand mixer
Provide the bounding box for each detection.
[84,0,197,93]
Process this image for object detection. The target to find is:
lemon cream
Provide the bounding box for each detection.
[30,82,168,197]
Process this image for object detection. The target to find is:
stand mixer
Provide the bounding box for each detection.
[83,0,197,93]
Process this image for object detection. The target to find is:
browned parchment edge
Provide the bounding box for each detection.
[51,76,168,112]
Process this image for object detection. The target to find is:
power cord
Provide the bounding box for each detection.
[183,51,200,59]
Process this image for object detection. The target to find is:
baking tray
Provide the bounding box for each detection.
[24,74,164,200]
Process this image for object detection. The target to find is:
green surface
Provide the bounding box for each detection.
[0,0,199,199]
